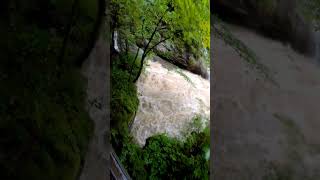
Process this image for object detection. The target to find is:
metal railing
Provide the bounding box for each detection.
[110,148,132,180]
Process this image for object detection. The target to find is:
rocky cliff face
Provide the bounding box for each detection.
[114,36,210,80]
[153,42,209,79]
[212,0,316,56]
[213,22,320,180]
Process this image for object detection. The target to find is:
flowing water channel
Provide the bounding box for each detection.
[130,56,210,146]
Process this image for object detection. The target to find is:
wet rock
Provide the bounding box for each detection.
[153,42,209,79]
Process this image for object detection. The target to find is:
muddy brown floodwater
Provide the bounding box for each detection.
[130,57,210,146]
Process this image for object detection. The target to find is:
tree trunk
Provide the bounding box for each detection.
[129,47,140,80]
[132,53,146,83]
[132,8,169,83]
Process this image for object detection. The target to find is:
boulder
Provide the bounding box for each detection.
[153,42,209,79]
[136,39,209,79]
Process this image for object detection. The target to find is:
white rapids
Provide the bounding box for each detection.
[130,56,210,146]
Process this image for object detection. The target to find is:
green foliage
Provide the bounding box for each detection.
[167,0,210,64]
[111,0,143,45]
[112,129,147,179]
[111,53,140,133]
[110,53,143,177]
[171,0,210,50]
[115,129,210,180]
[143,131,209,180]
[110,0,210,67]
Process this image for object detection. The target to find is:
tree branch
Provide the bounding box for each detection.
[145,37,170,55]
[142,8,169,54]
[141,19,145,38]
[132,8,169,83]
[158,26,168,31]
[129,47,140,81]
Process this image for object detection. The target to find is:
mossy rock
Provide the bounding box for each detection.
[111,52,139,132]
[1,0,99,179]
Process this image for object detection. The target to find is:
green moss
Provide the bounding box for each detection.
[1,1,97,179]
[111,53,140,132]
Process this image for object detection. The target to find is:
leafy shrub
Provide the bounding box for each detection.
[111,53,140,132]
[111,0,210,68]
[116,129,210,180]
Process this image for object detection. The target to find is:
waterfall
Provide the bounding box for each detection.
[114,31,120,52]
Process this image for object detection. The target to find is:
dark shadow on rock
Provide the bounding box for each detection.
[152,43,209,79]
[212,0,316,57]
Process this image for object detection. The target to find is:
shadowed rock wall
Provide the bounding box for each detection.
[212,0,316,56]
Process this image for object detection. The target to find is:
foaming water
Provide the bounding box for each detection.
[130,57,210,146]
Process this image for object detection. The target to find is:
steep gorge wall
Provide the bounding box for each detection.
[212,0,316,56]
[212,23,320,180]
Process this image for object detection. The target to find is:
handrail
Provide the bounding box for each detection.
[110,148,132,180]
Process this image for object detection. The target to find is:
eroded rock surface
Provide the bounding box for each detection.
[213,23,320,180]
